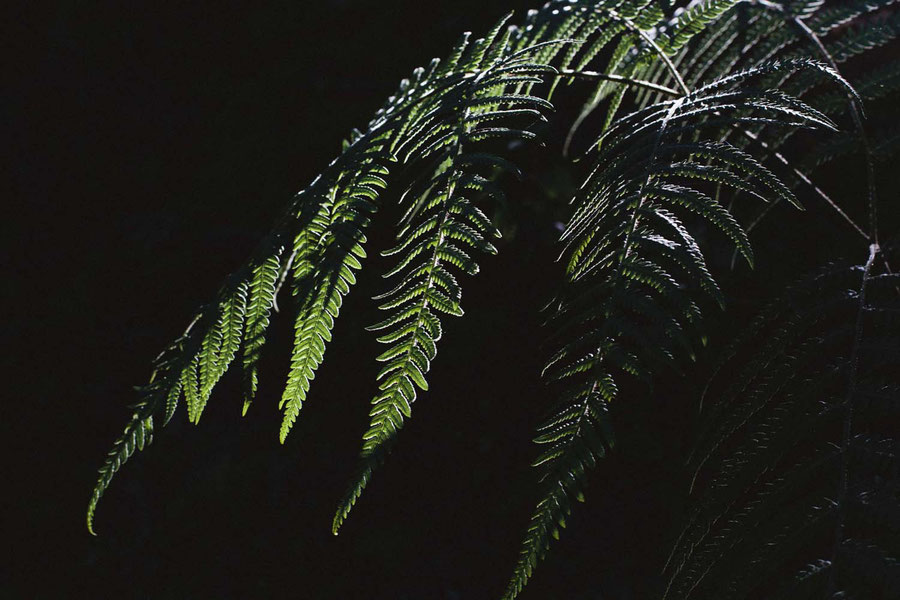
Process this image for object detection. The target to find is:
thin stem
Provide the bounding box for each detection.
[749,0,879,242]
[788,14,879,242]
[616,11,690,95]
[879,255,900,298]
[271,247,298,313]
[739,129,870,240]
[826,242,879,594]
[558,68,682,97]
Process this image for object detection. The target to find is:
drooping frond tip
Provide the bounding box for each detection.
[87,412,154,535]
[278,139,392,444]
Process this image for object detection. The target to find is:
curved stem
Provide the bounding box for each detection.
[787,15,878,242]
[738,128,870,240]
[558,68,682,96]
[617,11,690,95]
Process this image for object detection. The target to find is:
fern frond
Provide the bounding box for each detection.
[661,1,742,55]
[663,245,900,600]
[279,137,393,443]
[333,17,561,532]
[241,253,282,415]
[661,0,898,244]
[86,410,154,535]
[505,60,845,598]
[86,308,208,533]
[558,0,683,152]
[190,281,249,422]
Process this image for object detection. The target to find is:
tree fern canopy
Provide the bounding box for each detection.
[79,0,899,597]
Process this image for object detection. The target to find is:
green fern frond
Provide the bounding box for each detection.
[86,410,154,535]
[333,16,561,532]
[661,1,742,54]
[190,282,249,423]
[242,253,282,415]
[86,308,208,533]
[559,0,681,152]
[279,138,393,443]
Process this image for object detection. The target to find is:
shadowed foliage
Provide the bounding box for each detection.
[85,1,898,597]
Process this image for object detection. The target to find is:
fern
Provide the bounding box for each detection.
[333,14,564,532]
[84,2,898,599]
[504,58,848,598]
[279,135,392,442]
[662,245,899,600]
[650,0,899,242]
[242,253,282,415]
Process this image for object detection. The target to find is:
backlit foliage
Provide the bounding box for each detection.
[88,2,898,598]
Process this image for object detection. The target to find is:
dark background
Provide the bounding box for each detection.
[8,1,897,599]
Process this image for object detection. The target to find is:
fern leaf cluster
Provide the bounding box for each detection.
[86,1,899,598]
[505,57,849,597]
[640,0,900,239]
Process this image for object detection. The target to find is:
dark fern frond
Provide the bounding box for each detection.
[503,59,843,599]
[663,245,900,600]
[655,0,899,244]
[552,0,687,153]
[661,1,742,55]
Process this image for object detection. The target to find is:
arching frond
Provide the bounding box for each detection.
[504,60,848,599]
[279,136,394,443]
[333,14,566,533]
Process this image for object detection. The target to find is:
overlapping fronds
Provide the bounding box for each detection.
[87,265,260,533]
[87,3,897,598]
[278,135,394,443]
[519,0,691,152]
[643,0,900,240]
[662,245,900,600]
[333,14,566,532]
[93,91,415,522]
[85,6,540,530]
[503,59,849,598]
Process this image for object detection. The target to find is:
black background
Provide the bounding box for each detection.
[9,1,897,598]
